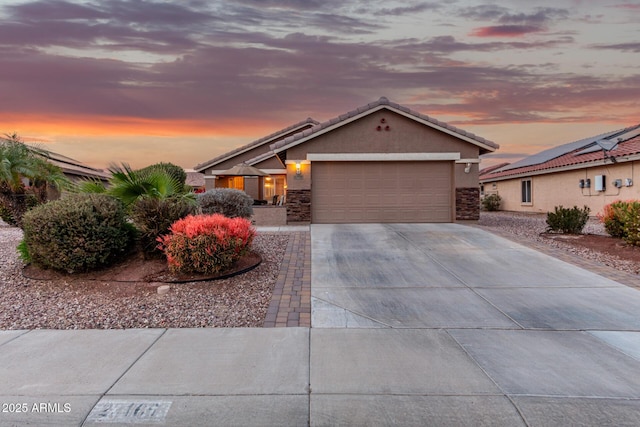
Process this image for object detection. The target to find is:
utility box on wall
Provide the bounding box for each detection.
[595,175,606,192]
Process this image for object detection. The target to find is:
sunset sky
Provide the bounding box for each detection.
[1,0,639,170]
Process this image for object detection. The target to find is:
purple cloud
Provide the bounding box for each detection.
[0,0,637,134]
[591,42,640,52]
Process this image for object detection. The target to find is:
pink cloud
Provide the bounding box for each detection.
[470,25,544,37]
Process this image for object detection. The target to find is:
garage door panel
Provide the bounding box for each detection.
[311,161,452,223]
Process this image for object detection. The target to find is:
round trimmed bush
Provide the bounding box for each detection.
[129,196,196,256]
[197,188,253,218]
[481,194,501,211]
[22,194,134,273]
[157,214,255,275]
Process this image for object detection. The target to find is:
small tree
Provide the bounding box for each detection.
[0,133,70,227]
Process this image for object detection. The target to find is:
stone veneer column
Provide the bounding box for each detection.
[456,187,480,220]
[286,189,311,222]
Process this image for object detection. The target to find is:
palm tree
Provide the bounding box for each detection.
[0,133,70,226]
[106,163,194,206]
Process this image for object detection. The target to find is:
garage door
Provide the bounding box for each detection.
[311,161,452,223]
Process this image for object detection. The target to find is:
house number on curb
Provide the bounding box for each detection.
[86,400,172,424]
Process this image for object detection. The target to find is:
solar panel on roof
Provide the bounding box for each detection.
[497,127,629,172]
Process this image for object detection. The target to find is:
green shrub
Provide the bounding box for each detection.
[129,196,196,256]
[0,202,14,225]
[16,239,31,263]
[22,194,134,273]
[157,214,255,275]
[621,201,640,246]
[197,188,254,219]
[481,194,502,211]
[138,162,187,187]
[546,205,590,234]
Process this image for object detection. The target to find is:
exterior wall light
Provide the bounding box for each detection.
[464,163,472,173]
[295,162,301,176]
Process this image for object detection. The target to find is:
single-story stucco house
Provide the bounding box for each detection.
[45,150,110,184]
[195,97,498,224]
[479,124,640,216]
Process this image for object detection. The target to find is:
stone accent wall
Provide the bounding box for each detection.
[286,189,311,222]
[456,187,480,220]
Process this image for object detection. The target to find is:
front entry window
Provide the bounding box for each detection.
[228,176,244,190]
[264,176,286,204]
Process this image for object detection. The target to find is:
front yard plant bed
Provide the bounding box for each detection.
[23,252,262,284]
[0,225,288,330]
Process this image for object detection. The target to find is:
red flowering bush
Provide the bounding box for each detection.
[598,200,629,238]
[157,214,256,274]
[597,200,640,246]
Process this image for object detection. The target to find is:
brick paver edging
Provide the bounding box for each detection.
[264,232,311,327]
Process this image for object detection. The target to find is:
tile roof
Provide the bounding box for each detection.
[1,137,109,180]
[194,117,318,171]
[185,171,205,187]
[270,96,499,153]
[480,124,640,181]
[42,150,110,180]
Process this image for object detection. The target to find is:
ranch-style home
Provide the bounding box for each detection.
[479,124,640,216]
[195,97,498,224]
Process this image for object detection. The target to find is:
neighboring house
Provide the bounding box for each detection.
[42,150,110,200]
[196,97,498,224]
[479,124,640,216]
[185,170,205,193]
[44,150,110,183]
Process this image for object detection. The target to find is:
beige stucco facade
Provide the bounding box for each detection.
[195,97,498,223]
[284,110,480,190]
[482,161,640,216]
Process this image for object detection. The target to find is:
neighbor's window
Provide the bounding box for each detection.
[521,179,532,204]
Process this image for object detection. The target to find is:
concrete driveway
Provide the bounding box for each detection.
[311,223,640,425]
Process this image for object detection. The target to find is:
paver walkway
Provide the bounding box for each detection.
[263,231,311,327]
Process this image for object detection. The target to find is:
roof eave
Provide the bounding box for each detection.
[194,120,317,172]
[480,153,640,183]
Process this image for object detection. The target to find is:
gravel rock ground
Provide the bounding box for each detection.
[0,220,288,330]
[477,211,640,275]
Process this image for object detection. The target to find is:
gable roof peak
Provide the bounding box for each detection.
[270,97,498,153]
[194,117,319,171]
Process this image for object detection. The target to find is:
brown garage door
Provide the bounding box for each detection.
[311,161,452,223]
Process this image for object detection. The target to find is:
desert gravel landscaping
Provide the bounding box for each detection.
[478,211,640,275]
[0,220,288,329]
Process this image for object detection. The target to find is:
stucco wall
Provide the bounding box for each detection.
[285,109,481,191]
[286,162,311,190]
[484,161,640,215]
[287,110,479,159]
